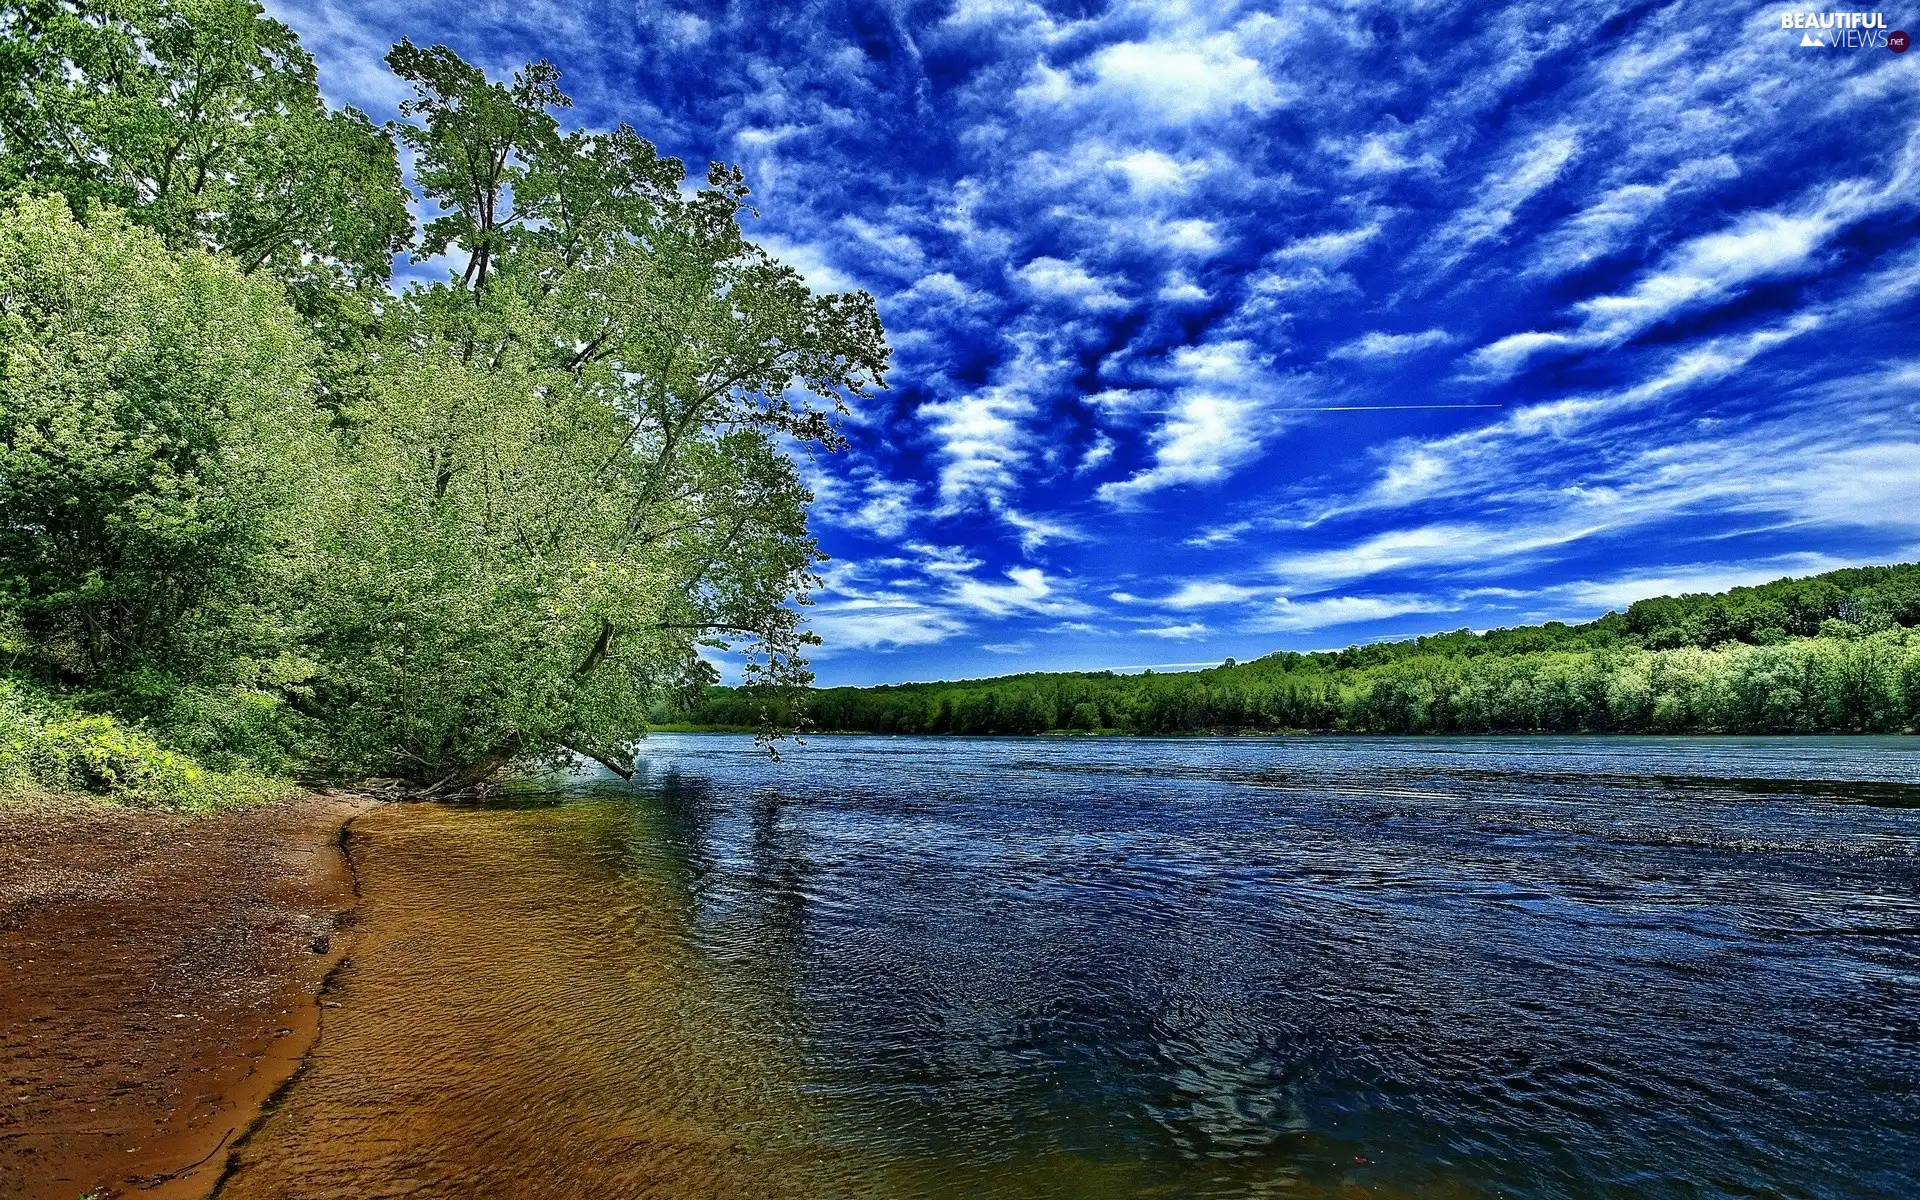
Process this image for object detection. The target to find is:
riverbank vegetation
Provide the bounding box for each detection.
[0,1,885,803]
[672,565,1920,736]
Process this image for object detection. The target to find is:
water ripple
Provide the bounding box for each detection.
[229,735,1919,1199]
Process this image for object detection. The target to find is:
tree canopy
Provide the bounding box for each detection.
[0,12,890,798]
[0,196,323,685]
[0,0,413,310]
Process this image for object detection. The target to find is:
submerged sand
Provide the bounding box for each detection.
[212,800,836,1200]
[1,796,832,1200]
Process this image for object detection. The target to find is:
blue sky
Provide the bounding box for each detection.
[270,0,1920,686]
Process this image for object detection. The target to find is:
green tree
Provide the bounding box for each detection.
[385,39,565,292]
[0,0,412,314]
[0,195,325,707]
[300,48,889,790]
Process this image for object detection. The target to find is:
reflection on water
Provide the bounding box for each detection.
[223,736,1920,1198]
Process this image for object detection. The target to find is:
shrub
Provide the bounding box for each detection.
[0,680,290,809]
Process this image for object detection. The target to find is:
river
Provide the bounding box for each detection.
[218,735,1920,1199]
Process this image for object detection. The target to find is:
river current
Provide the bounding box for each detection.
[220,735,1920,1199]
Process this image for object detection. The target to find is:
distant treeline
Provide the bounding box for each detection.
[669,564,1920,736]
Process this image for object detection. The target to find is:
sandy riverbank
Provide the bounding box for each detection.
[0,791,371,1200]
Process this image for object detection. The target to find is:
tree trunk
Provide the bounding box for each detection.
[559,740,634,780]
[409,620,625,796]
[414,735,522,798]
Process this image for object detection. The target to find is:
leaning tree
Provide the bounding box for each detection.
[301,45,890,790]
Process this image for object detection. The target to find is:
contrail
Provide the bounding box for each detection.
[1276,403,1506,411]
[1133,403,1504,414]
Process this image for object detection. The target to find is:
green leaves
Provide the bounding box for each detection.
[388,38,567,291]
[270,45,889,786]
[0,0,412,314]
[0,195,325,689]
[0,29,891,790]
[301,249,855,782]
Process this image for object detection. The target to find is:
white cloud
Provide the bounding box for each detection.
[807,598,965,650]
[921,386,1034,508]
[1469,130,1920,377]
[1014,256,1130,310]
[1573,211,1833,339]
[840,215,925,267]
[1076,432,1115,475]
[1340,129,1437,176]
[904,542,983,577]
[1270,522,1600,590]
[1328,328,1456,361]
[1527,155,1741,277]
[981,641,1032,654]
[1183,521,1254,548]
[1242,263,1358,300]
[953,566,1088,616]
[1023,32,1283,125]
[1248,594,1453,633]
[1109,148,1200,192]
[1097,340,1301,505]
[1117,579,1266,609]
[1270,223,1381,265]
[1270,356,1920,605]
[939,0,1057,32]
[655,11,711,47]
[896,271,992,309]
[1098,391,1262,503]
[1653,432,1920,534]
[1083,388,1153,415]
[735,123,807,151]
[758,235,861,293]
[998,506,1087,551]
[850,476,919,539]
[938,177,1013,258]
[1092,38,1279,120]
[920,336,1071,509]
[1161,580,1260,609]
[1142,622,1208,640]
[1384,314,1827,510]
[1426,128,1581,268]
[1463,330,1582,377]
[1153,218,1222,255]
[1158,271,1210,303]
[807,468,921,539]
[1839,243,1920,314]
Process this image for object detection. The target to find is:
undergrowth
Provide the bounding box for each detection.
[0,680,294,810]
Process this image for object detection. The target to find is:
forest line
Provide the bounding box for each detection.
[672,565,1920,736]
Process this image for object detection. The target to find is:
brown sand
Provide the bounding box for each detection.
[0,792,370,1200]
[210,800,837,1200]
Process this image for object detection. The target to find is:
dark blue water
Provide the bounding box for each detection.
[588,734,1920,1199]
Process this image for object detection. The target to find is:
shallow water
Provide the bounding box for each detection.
[224,735,1920,1198]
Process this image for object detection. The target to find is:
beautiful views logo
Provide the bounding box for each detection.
[1780,10,1908,49]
